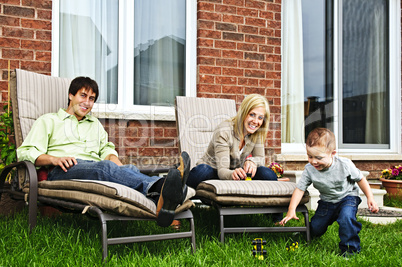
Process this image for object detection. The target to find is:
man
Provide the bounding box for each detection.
[17,76,190,227]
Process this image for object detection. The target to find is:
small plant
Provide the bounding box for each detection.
[0,105,16,181]
[268,162,284,178]
[381,165,402,180]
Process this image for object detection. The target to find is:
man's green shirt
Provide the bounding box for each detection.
[17,108,118,164]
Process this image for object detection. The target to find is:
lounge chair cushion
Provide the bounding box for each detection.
[31,180,195,218]
[195,180,309,206]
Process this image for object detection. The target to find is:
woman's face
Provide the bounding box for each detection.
[243,106,265,135]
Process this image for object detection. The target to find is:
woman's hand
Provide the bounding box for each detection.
[231,168,247,180]
[243,160,257,178]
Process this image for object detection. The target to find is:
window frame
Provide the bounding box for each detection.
[281,0,401,155]
[51,0,197,121]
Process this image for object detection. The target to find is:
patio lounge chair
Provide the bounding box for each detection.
[175,96,311,243]
[0,69,196,261]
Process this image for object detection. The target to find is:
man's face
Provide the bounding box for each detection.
[306,145,336,171]
[67,88,96,120]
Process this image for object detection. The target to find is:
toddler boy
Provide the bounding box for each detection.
[279,128,379,256]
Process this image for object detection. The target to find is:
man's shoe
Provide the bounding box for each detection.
[156,168,183,227]
[177,151,191,201]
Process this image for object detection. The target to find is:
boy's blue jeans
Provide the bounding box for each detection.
[186,164,278,189]
[311,195,362,254]
[48,159,162,196]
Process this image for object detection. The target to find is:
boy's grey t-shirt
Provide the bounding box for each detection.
[297,156,363,203]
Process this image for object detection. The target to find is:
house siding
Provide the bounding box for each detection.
[0,0,401,179]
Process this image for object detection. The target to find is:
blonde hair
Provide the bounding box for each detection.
[306,128,336,152]
[232,94,270,143]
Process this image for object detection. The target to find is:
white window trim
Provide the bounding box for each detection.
[51,0,197,121]
[281,0,401,155]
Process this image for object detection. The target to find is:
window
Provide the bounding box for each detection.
[52,0,197,120]
[281,0,401,153]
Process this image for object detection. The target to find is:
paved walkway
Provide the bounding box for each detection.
[358,206,402,224]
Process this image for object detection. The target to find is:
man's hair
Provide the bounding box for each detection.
[68,76,99,106]
[232,94,270,143]
[306,128,336,151]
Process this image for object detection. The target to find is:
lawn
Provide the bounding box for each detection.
[0,197,401,266]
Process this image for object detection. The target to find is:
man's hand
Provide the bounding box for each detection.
[35,154,77,172]
[51,157,77,172]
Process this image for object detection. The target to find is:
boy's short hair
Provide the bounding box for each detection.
[306,128,336,152]
[68,76,99,106]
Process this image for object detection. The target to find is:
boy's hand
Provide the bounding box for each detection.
[279,210,299,226]
[368,199,379,213]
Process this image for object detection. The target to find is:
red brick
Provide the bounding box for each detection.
[222,85,243,94]
[245,34,265,44]
[222,14,244,24]
[3,27,34,38]
[198,29,221,39]
[216,5,237,14]
[0,37,20,49]
[35,51,51,61]
[216,58,238,67]
[199,74,215,83]
[223,0,246,7]
[2,49,33,60]
[259,45,274,53]
[36,30,51,40]
[239,25,259,34]
[3,5,35,18]
[198,56,216,65]
[239,60,259,69]
[21,39,51,50]
[0,15,20,27]
[245,69,265,78]
[260,62,274,70]
[164,128,177,138]
[222,49,243,59]
[259,10,274,20]
[198,20,215,30]
[198,84,221,93]
[21,19,51,30]
[197,47,221,57]
[245,0,266,9]
[216,76,237,85]
[22,0,52,9]
[216,22,237,31]
[223,67,243,76]
[37,9,52,20]
[238,77,258,86]
[198,2,215,11]
[20,60,51,72]
[199,65,221,75]
[237,7,259,17]
[198,38,214,47]
[245,52,264,61]
[198,11,222,21]
[222,32,244,41]
[245,17,266,27]
[215,40,236,49]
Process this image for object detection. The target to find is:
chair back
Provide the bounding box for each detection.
[175,96,237,169]
[10,69,71,149]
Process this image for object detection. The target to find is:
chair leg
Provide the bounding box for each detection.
[219,213,225,243]
[189,216,196,253]
[303,210,311,243]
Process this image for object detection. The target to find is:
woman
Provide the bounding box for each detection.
[186,94,278,189]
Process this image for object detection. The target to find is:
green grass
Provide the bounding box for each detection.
[0,202,401,266]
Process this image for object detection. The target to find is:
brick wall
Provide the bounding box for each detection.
[197,0,282,163]
[0,0,52,110]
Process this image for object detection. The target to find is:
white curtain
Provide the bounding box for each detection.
[133,0,185,106]
[365,2,387,144]
[59,0,118,104]
[281,0,305,143]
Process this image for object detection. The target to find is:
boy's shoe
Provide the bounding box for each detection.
[177,151,191,200]
[340,251,359,260]
[156,168,183,227]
